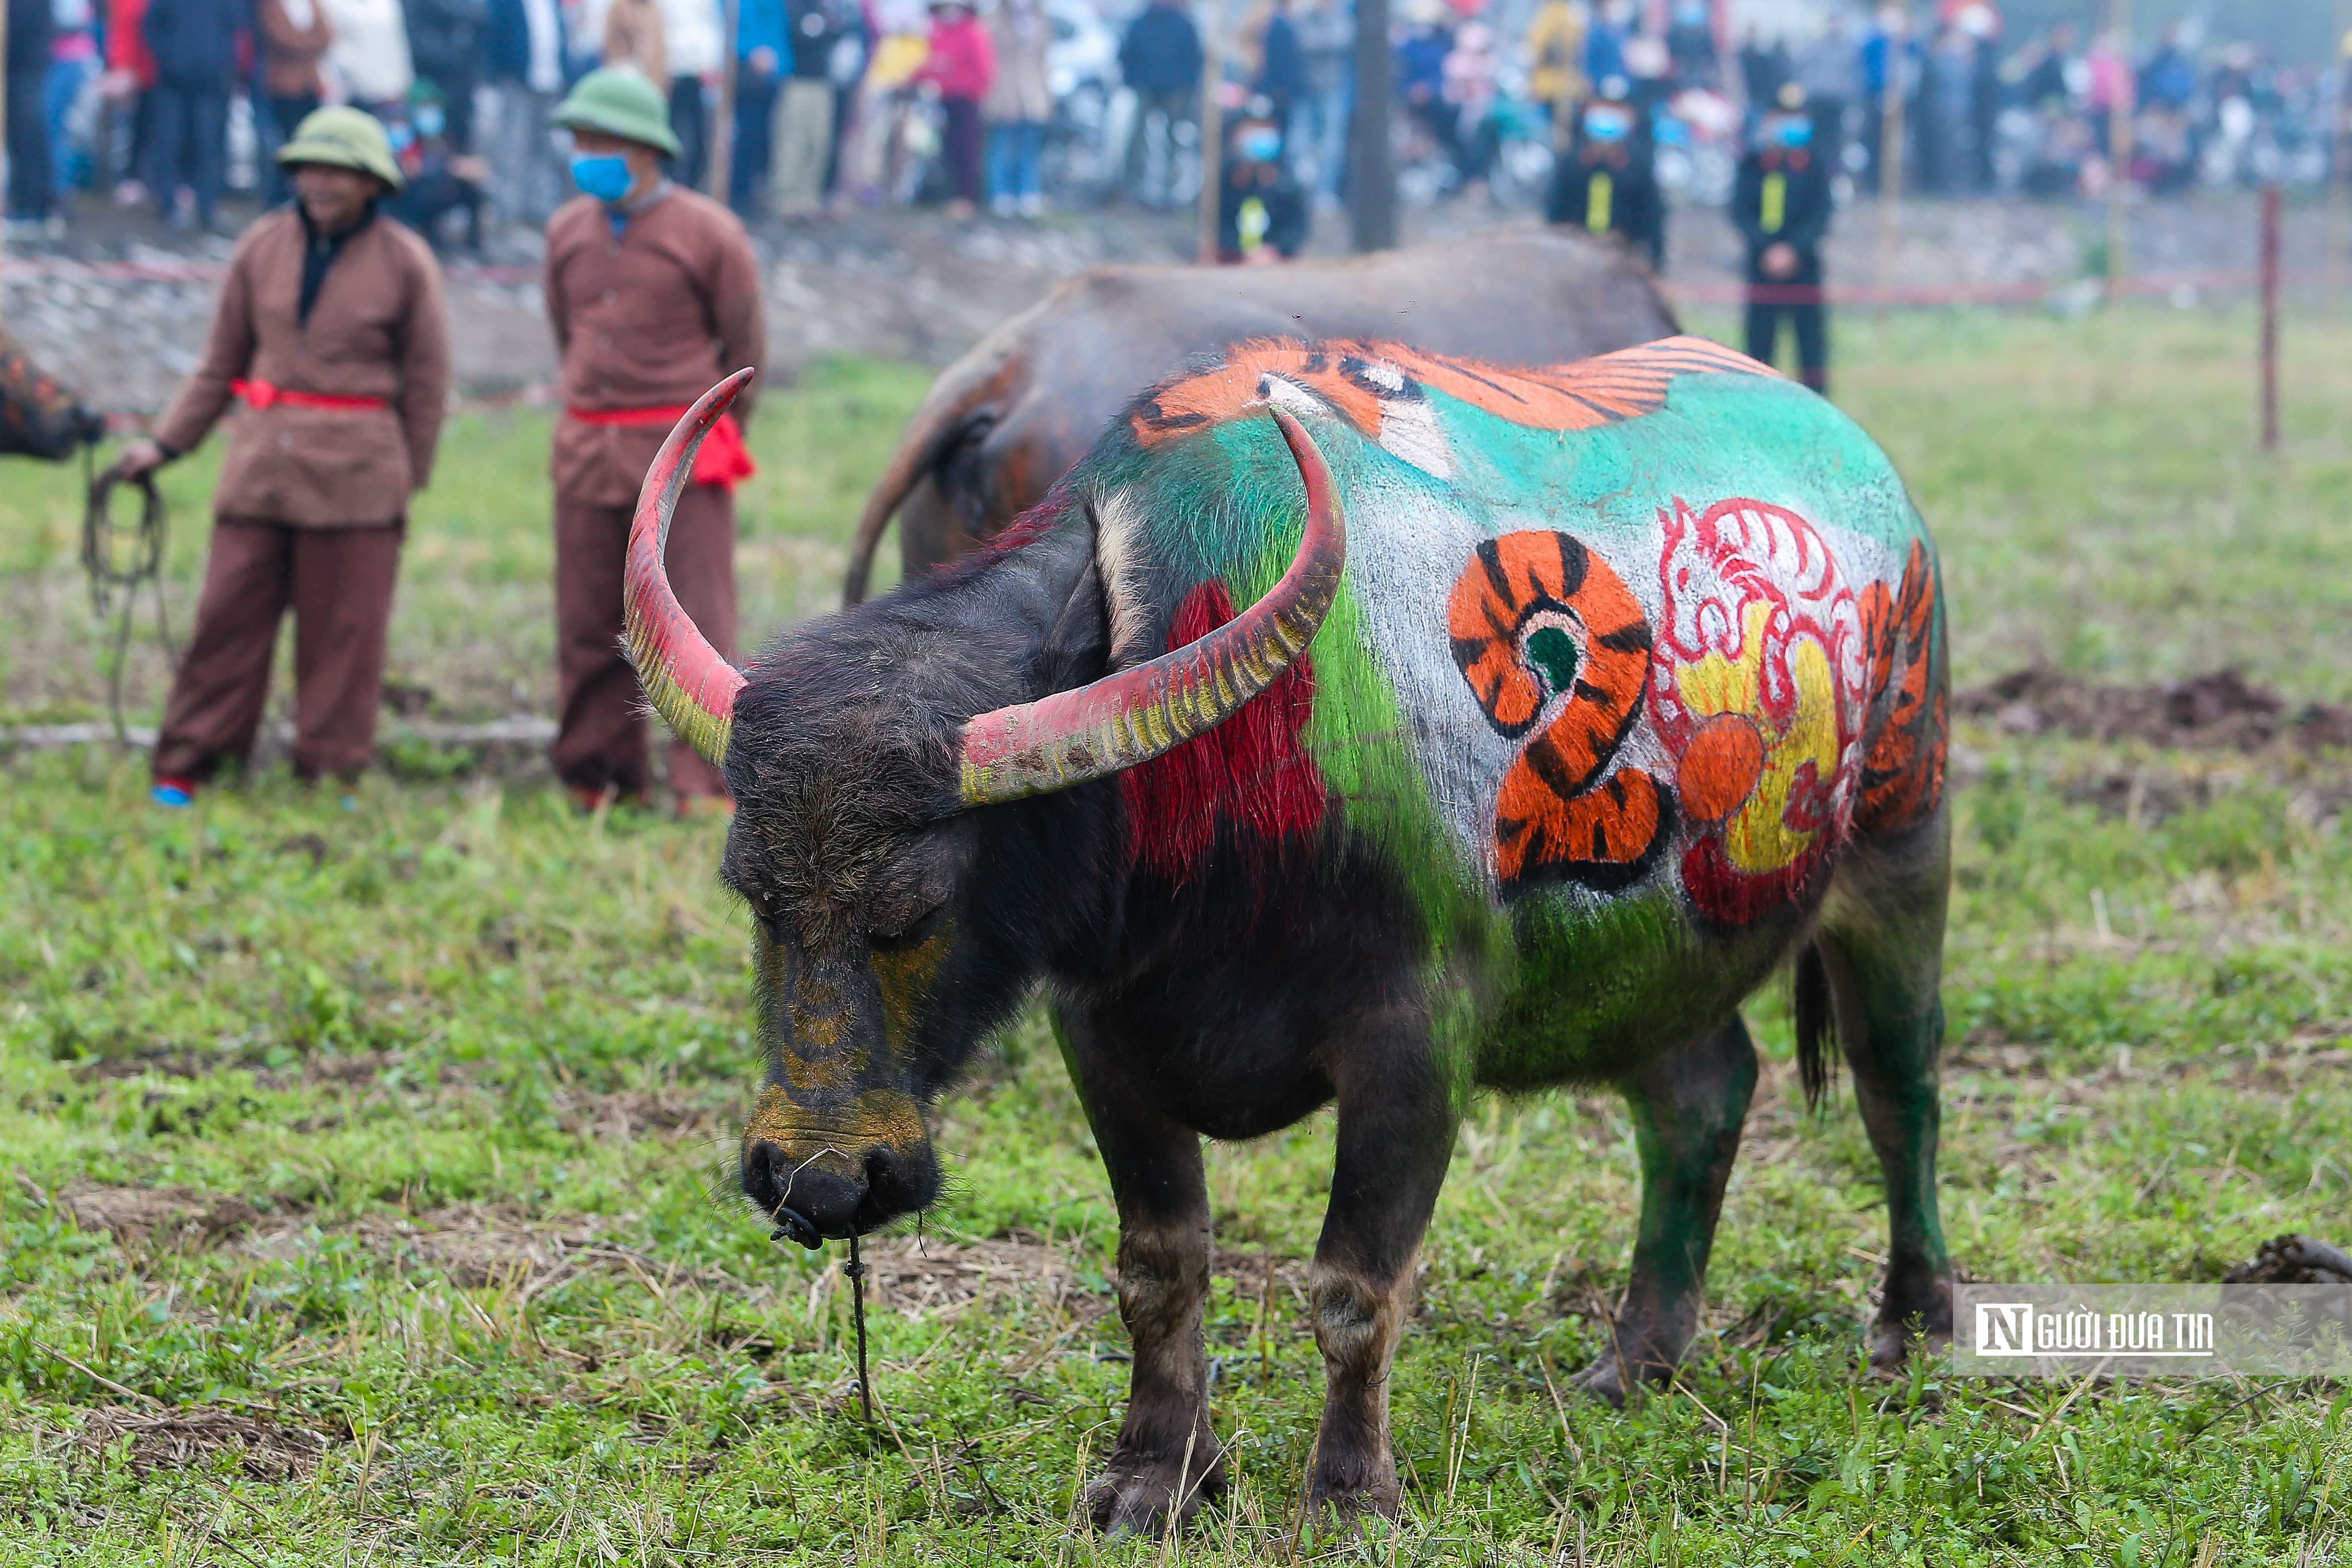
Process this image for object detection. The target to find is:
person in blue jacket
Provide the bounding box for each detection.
[732,0,793,213]
[1120,0,1202,195]
[142,0,244,230]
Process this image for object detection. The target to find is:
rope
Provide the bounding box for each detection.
[845,1230,873,1423]
[80,448,177,750]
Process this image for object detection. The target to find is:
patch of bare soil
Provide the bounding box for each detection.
[1957,668,2352,755]
[854,1232,1330,1323]
[77,1405,334,1480]
[859,1232,1103,1321]
[544,1084,732,1142]
[59,1184,269,1246]
[232,1201,749,1301]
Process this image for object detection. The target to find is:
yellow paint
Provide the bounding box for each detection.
[783,1049,860,1099]
[740,1083,930,1169]
[1760,172,1787,235]
[1586,171,1613,234]
[1671,599,1840,875]
[871,922,952,1047]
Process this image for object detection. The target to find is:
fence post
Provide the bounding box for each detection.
[2261,182,2280,452]
[1,1,10,330]
[2335,0,2352,305]
[1348,0,1396,252]
[1873,8,1905,311]
[708,0,741,204]
[1199,0,1226,263]
[2104,0,2131,293]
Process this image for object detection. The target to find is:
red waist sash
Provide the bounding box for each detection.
[567,403,756,489]
[232,378,389,412]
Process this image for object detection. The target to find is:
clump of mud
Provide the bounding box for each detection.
[2223,1234,2352,1284]
[1958,669,2352,754]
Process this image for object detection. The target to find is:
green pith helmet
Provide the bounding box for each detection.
[554,67,683,158]
[276,106,406,190]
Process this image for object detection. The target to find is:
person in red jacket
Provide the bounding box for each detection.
[102,0,161,204]
[911,0,994,216]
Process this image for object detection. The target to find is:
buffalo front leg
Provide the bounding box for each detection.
[1054,1009,1223,1536]
[1307,1035,1457,1521]
[1573,1016,1759,1405]
[1816,830,1956,1371]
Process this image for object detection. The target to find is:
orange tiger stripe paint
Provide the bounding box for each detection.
[1129,336,1769,449]
[1855,540,1946,835]
[1449,530,1668,890]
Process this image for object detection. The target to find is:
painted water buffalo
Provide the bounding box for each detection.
[839,227,1677,604]
[626,335,1953,1531]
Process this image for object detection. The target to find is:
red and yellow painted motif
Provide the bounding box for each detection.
[1129,336,1767,451]
[1448,531,1671,892]
[1648,498,1867,924]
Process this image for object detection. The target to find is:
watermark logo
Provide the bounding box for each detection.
[1955,1285,2350,1378]
[1971,1300,2213,1359]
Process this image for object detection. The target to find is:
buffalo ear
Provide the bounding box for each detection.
[1039,542,1113,696]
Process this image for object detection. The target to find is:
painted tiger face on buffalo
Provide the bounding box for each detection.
[622,373,1345,1247]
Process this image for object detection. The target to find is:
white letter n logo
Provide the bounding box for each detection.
[1977,1302,2034,1356]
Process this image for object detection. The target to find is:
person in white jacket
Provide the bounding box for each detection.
[658,0,724,187]
[319,0,415,109]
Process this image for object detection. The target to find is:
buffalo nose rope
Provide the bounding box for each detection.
[844,1231,873,1424]
[771,1220,874,1423]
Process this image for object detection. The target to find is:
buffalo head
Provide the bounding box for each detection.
[623,372,1345,1246]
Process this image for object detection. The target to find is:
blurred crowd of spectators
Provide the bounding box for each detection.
[3,0,2342,246]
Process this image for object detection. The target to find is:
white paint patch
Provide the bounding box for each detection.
[1093,487,1155,667]
[1257,373,1330,425]
[1374,397,1456,482]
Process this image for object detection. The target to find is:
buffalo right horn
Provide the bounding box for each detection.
[624,370,752,768]
[955,406,1345,806]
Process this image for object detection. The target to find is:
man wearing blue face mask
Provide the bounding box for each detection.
[543,67,768,818]
[1215,99,1308,264]
[1732,81,1832,394]
[1543,75,1663,272]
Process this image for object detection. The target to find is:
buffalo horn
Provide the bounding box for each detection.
[956,407,1345,806]
[624,370,752,768]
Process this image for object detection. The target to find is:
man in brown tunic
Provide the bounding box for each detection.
[545,68,768,817]
[118,108,451,806]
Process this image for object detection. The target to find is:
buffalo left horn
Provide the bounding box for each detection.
[957,406,1345,806]
[624,370,753,768]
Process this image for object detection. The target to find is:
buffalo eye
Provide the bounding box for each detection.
[867,903,944,954]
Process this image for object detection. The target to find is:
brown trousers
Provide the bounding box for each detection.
[553,484,737,799]
[153,517,404,783]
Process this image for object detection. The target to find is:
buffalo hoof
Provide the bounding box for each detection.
[1305,1461,1402,1529]
[1868,1274,1956,1375]
[1567,1343,1678,1407]
[1867,1315,1953,1375]
[1087,1441,1226,1538]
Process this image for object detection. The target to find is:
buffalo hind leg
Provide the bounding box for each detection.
[1812,821,1956,1371]
[1054,1008,1224,1537]
[1306,1024,1457,1523]
[1572,1016,1759,1405]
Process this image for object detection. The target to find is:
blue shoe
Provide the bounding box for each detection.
[150,782,195,808]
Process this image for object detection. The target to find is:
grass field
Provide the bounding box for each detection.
[4,305,2351,1565]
